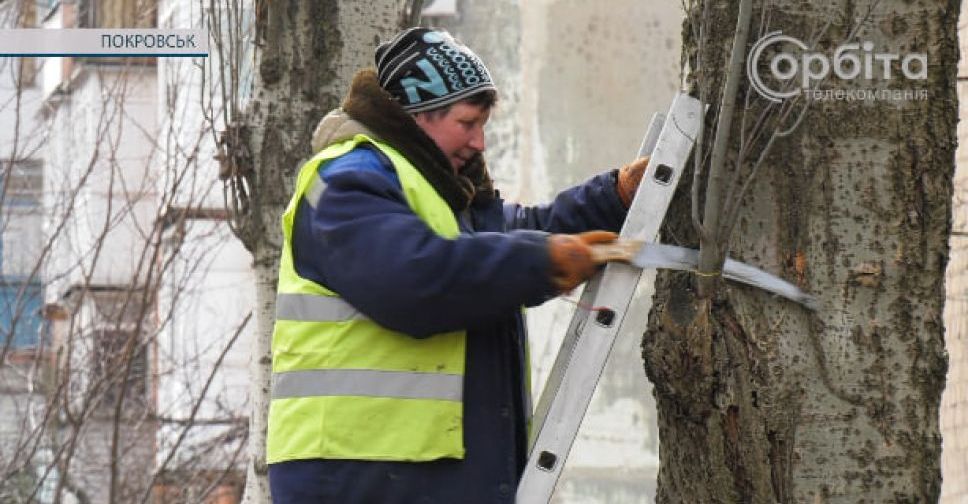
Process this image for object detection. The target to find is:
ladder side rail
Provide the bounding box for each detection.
[621,101,704,242]
[526,112,665,453]
[516,93,703,503]
[527,274,597,453]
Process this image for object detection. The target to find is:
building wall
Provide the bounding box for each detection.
[940,7,968,501]
[31,7,165,500]
[0,357,46,502]
[42,66,159,301]
[0,1,46,352]
[155,218,254,473]
[149,0,255,494]
[0,4,53,501]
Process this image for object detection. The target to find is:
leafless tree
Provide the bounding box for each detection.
[0,1,258,502]
[643,0,955,501]
[213,1,424,501]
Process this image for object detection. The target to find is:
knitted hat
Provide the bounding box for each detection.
[375,27,496,113]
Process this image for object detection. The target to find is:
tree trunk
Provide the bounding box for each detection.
[643,1,956,502]
[233,2,418,501]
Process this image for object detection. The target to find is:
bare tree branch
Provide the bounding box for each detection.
[696,0,753,297]
[139,312,251,504]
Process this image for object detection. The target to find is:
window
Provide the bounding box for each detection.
[74,0,159,67]
[0,161,43,350]
[84,291,151,411]
[78,0,158,29]
[3,161,42,208]
[1,161,43,277]
[91,328,148,410]
[0,282,42,350]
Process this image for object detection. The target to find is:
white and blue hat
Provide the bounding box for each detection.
[375,27,496,113]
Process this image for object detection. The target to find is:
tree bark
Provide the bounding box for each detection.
[233,2,416,501]
[643,1,955,502]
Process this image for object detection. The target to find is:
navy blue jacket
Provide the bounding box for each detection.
[269,145,628,504]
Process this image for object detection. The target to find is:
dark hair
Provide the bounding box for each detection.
[416,89,498,120]
[465,89,498,108]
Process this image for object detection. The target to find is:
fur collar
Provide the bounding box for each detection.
[310,109,374,153]
[319,69,494,212]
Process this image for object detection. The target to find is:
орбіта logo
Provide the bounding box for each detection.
[746,31,928,103]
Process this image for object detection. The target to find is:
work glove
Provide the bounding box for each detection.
[616,155,650,207]
[548,231,619,293]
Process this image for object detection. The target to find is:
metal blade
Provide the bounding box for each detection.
[631,242,817,310]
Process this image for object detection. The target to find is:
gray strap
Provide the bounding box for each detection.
[272,368,463,402]
[275,293,368,322]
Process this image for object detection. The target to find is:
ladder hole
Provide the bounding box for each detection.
[653,164,674,185]
[595,308,616,327]
[537,451,558,472]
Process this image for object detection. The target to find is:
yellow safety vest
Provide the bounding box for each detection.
[267,135,467,463]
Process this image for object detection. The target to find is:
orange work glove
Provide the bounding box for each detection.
[616,155,650,207]
[548,230,619,293]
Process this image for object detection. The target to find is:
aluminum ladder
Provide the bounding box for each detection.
[517,92,704,503]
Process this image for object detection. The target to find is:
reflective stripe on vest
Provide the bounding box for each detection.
[304,173,326,209]
[275,293,366,322]
[272,369,463,401]
[267,135,467,464]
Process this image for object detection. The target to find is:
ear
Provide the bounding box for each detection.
[412,112,432,129]
[412,112,441,138]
